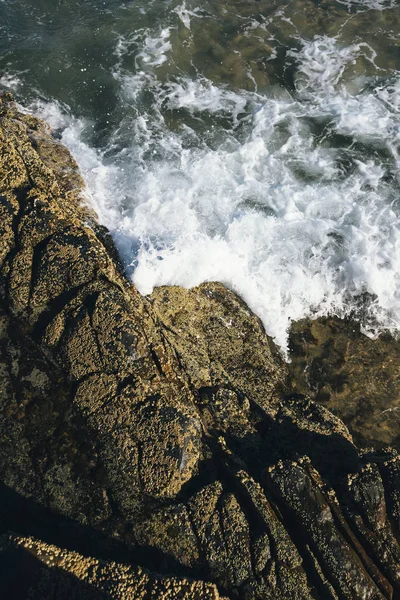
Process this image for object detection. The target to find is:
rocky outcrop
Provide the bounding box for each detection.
[0,92,400,599]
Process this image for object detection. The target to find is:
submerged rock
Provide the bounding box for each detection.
[288,317,400,449]
[0,92,399,599]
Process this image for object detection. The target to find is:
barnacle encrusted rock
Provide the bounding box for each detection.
[150,283,286,415]
[0,534,226,600]
[1,92,400,600]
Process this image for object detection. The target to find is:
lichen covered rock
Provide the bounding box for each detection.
[0,534,225,600]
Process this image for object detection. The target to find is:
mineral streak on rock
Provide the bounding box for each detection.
[0,92,400,599]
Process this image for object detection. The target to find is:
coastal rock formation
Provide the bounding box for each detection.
[0,92,400,600]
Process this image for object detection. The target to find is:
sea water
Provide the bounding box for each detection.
[1,0,400,354]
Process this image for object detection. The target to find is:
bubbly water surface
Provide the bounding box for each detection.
[1,0,400,354]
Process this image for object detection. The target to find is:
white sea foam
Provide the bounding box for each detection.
[30,35,400,356]
[336,0,397,9]
[0,71,23,91]
[136,28,172,68]
[114,27,172,69]
[174,2,204,30]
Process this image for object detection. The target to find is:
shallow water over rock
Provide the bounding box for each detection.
[289,316,400,449]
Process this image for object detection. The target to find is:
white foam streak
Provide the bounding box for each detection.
[0,72,23,91]
[162,78,250,122]
[174,2,203,29]
[137,28,172,67]
[336,0,396,9]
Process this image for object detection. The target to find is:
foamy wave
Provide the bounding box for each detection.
[0,72,23,91]
[174,2,204,30]
[31,35,400,356]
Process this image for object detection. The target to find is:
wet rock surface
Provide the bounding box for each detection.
[288,317,400,450]
[0,92,400,599]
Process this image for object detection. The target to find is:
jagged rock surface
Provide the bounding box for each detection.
[0,534,225,599]
[0,93,400,600]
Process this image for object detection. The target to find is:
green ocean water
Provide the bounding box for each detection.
[1,1,399,138]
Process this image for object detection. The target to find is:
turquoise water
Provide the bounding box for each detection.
[1,0,400,352]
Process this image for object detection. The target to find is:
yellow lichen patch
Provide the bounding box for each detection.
[0,124,29,191]
[151,282,287,415]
